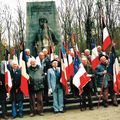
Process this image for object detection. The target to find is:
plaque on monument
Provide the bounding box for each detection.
[26,1,60,57]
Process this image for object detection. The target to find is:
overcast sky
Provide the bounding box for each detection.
[0,0,59,15]
[0,0,59,8]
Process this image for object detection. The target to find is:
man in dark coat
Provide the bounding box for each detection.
[28,58,45,117]
[0,61,8,119]
[10,61,23,118]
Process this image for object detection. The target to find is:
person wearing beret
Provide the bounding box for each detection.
[47,60,64,113]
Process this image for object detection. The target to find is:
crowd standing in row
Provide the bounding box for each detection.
[0,45,119,119]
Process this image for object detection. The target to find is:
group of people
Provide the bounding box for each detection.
[0,45,119,119]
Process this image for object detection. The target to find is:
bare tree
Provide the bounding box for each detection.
[0,8,6,42]
[4,5,12,50]
[81,0,94,49]
[73,0,84,50]
[16,0,25,43]
[58,0,74,45]
[104,0,120,38]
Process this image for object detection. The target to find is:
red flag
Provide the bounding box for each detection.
[102,22,111,51]
[91,42,100,70]
[113,58,120,93]
[68,53,74,78]
[19,51,29,96]
[62,45,70,80]
[48,45,54,61]
[60,51,68,94]
[11,48,19,65]
[72,33,76,43]
[73,59,91,94]
[75,43,80,57]
[5,61,12,93]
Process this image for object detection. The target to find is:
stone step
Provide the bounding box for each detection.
[0,94,120,114]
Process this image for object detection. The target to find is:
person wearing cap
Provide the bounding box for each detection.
[10,60,23,118]
[81,57,94,110]
[97,45,108,60]
[28,58,45,117]
[96,56,109,107]
[0,61,8,119]
[54,54,61,67]
[47,60,64,113]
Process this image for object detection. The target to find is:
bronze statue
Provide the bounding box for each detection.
[33,18,58,57]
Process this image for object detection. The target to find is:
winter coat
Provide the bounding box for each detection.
[28,65,45,92]
[95,63,108,88]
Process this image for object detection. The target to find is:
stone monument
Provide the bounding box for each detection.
[26,1,60,57]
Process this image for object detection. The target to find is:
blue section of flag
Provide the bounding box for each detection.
[14,49,18,57]
[74,55,81,74]
[22,50,28,63]
[91,38,96,49]
[107,46,116,75]
[61,45,66,55]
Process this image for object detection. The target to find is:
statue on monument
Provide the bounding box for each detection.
[33,18,59,56]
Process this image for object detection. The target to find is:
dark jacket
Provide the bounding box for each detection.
[10,68,21,91]
[96,63,108,88]
[28,65,45,92]
[44,56,51,73]
[83,64,94,93]
[10,68,23,101]
[0,73,6,94]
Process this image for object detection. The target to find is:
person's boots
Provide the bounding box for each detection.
[88,95,94,110]
[103,100,108,107]
[112,95,118,106]
[103,88,108,107]
[81,95,86,111]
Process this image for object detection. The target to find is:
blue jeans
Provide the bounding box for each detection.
[12,101,23,117]
[52,87,64,112]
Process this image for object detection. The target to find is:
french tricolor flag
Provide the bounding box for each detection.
[113,58,120,93]
[73,59,91,94]
[75,43,80,57]
[19,49,29,96]
[60,50,68,94]
[62,45,70,80]
[5,61,12,93]
[68,53,74,78]
[12,48,18,65]
[102,20,111,51]
[91,40,100,70]
[4,49,12,93]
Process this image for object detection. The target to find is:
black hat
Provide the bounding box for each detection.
[99,52,108,60]
[51,59,58,64]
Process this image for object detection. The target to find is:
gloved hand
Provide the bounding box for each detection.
[6,93,10,100]
[48,88,52,94]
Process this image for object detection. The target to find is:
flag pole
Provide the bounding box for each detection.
[97,42,114,108]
